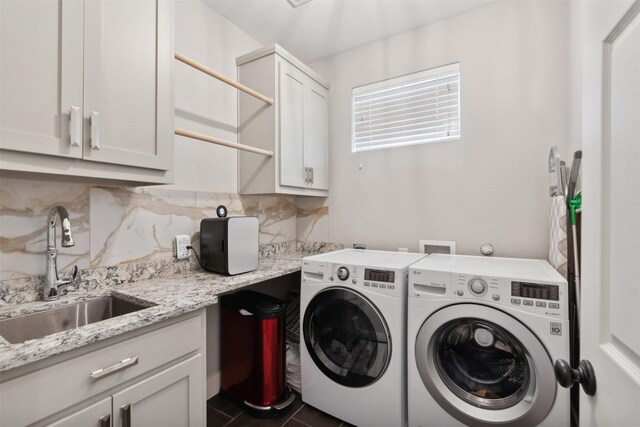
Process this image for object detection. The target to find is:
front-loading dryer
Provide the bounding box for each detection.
[301,249,426,427]
[407,254,570,427]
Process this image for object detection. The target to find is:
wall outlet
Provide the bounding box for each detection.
[174,234,191,260]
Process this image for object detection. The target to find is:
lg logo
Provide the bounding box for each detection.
[550,322,562,336]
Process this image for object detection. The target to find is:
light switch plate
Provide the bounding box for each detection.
[174,234,191,260]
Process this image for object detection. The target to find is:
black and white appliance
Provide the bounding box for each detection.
[407,254,570,426]
[300,249,426,426]
[200,216,258,275]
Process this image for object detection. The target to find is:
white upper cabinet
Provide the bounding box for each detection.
[279,60,307,189]
[237,44,329,196]
[0,0,174,184]
[303,79,329,190]
[0,0,83,158]
[83,0,173,170]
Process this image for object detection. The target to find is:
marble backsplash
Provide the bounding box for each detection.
[0,177,329,282]
[0,241,343,305]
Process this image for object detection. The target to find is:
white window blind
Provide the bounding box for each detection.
[352,63,460,152]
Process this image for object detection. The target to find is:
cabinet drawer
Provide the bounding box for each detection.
[0,313,202,426]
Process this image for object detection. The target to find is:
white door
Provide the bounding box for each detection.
[112,355,205,427]
[580,1,640,424]
[0,0,83,158]
[83,0,173,171]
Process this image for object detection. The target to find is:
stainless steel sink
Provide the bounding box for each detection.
[0,296,153,344]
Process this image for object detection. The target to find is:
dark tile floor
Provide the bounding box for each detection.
[207,392,354,427]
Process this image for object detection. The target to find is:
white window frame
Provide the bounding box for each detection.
[351,63,461,153]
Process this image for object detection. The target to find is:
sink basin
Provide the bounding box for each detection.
[0,296,153,344]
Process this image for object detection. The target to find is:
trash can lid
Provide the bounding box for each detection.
[221,290,286,319]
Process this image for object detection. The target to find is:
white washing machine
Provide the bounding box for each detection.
[301,249,426,427]
[407,254,570,427]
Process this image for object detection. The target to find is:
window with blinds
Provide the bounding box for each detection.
[352,63,460,152]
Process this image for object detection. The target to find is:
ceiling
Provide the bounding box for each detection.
[203,0,497,63]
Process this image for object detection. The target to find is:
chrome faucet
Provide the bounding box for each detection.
[44,206,78,301]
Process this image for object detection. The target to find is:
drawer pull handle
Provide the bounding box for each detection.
[90,356,139,380]
[99,414,110,427]
[121,404,131,427]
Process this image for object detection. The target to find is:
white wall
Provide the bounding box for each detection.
[311,1,571,258]
[172,0,262,192]
[173,1,264,399]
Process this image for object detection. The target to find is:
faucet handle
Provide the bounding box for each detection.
[53,265,78,299]
[59,265,79,286]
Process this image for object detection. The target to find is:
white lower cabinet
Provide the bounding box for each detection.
[0,310,206,427]
[112,355,204,427]
[48,356,203,427]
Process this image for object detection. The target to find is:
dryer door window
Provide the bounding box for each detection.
[303,287,391,387]
[414,304,558,426]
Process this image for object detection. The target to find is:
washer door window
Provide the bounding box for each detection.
[303,287,391,387]
[435,319,530,408]
[415,304,557,426]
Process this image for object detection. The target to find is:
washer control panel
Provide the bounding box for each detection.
[453,273,566,319]
[409,267,568,320]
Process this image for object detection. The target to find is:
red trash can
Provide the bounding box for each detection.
[221,290,294,417]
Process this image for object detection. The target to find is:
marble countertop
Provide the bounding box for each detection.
[0,253,306,372]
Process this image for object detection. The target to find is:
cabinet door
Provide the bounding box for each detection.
[0,0,83,158]
[48,397,112,427]
[304,81,329,190]
[83,0,173,171]
[279,60,307,188]
[112,355,205,427]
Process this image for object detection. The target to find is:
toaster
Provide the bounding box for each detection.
[200,216,259,275]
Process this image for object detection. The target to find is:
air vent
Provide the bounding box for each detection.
[287,0,313,8]
[419,240,456,255]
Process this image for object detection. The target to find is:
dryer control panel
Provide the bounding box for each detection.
[302,260,407,298]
